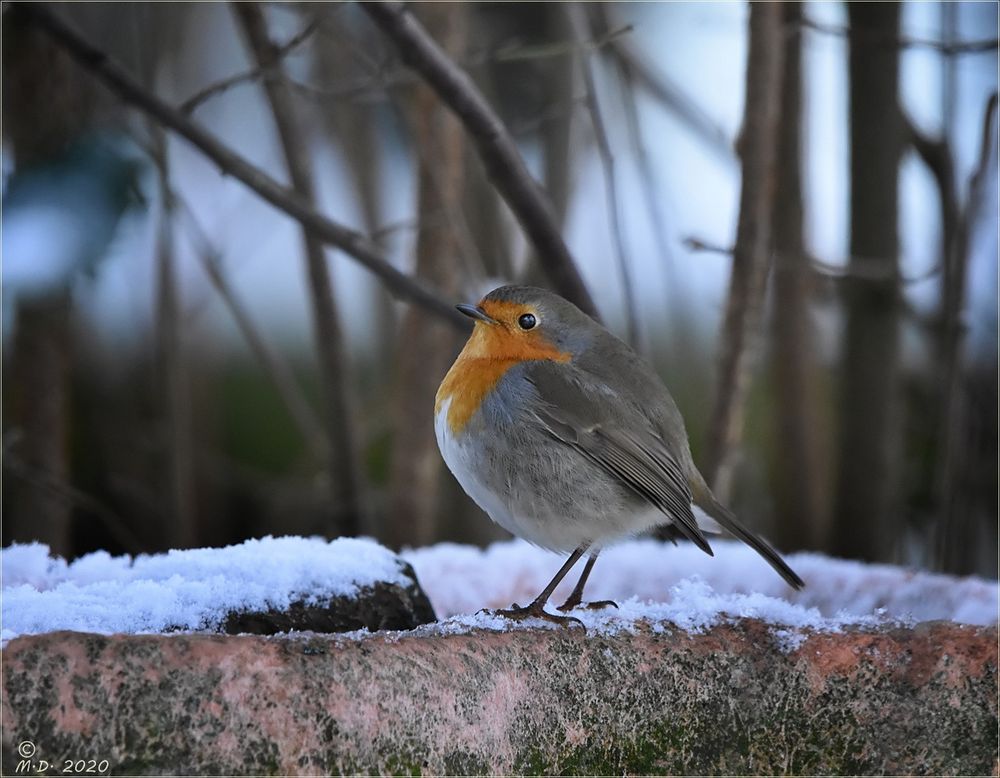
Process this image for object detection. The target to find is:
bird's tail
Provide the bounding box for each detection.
[691,481,805,590]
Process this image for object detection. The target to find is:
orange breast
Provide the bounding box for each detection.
[435,319,570,435]
[435,357,518,435]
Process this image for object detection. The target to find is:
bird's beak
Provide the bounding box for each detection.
[456,303,498,325]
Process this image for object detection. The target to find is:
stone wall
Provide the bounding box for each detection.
[2,620,996,775]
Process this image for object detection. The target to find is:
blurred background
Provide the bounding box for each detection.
[2,2,996,578]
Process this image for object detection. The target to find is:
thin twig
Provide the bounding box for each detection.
[15,3,468,330]
[506,94,587,137]
[172,193,329,461]
[969,93,999,194]
[187,26,633,113]
[286,71,411,104]
[362,1,598,318]
[904,115,960,321]
[568,4,639,349]
[616,55,675,279]
[485,24,634,64]
[180,17,320,114]
[233,1,366,537]
[150,129,199,548]
[799,17,998,56]
[385,77,487,283]
[704,4,786,497]
[384,2,468,549]
[932,91,998,571]
[3,438,147,554]
[594,1,677,313]
[683,236,940,285]
[605,35,733,163]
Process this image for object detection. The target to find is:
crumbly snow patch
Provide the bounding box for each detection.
[417,579,873,641]
[402,539,999,631]
[1,536,410,643]
[2,536,995,645]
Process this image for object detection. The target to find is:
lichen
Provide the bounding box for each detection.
[2,623,996,775]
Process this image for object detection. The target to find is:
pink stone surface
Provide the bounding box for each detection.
[2,621,996,774]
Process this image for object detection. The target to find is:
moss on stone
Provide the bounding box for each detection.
[2,623,996,775]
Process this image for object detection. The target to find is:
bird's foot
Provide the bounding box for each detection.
[556,598,619,613]
[488,601,585,629]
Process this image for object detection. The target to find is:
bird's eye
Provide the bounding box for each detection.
[518,313,537,330]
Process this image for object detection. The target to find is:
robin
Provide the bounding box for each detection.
[435,285,804,625]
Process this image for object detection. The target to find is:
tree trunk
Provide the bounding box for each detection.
[152,134,198,549]
[2,17,100,556]
[704,2,785,502]
[933,94,998,574]
[7,296,73,556]
[233,2,366,538]
[522,4,575,286]
[385,3,467,549]
[768,2,825,552]
[307,7,396,392]
[831,2,904,562]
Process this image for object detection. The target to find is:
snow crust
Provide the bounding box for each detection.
[1,536,409,643]
[403,539,998,629]
[2,535,996,644]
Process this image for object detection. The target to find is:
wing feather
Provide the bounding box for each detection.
[524,365,713,555]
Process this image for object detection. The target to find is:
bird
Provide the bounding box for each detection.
[434,285,804,625]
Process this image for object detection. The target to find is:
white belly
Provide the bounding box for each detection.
[435,399,564,549]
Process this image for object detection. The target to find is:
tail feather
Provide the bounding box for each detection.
[696,493,805,590]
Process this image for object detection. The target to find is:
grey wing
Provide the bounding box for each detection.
[523,361,713,555]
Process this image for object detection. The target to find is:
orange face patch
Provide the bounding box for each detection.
[435,298,569,434]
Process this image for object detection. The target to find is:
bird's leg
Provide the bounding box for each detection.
[556,552,618,612]
[494,546,587,627]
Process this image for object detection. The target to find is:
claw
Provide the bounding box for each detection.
[557,599,619,612]
[492,603,585,630]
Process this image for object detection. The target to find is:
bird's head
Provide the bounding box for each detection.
[454,285,597,363]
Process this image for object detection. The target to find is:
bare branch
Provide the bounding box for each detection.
[568,4,638,349]
[233,1,366,537]
[604,34,733,163]
[704,3,786,498]
[799,17,998,56]
[682,237,733,257]
[969,92,999,194]
[385,3,467,550]
[505,94,587,137]
[485,23,634,64]
[179,16,321,114]
[189,15,630,115]
[15,3,468,330]
[3,437,147,555]
[150,131,198,549]
[769,1,826,552]
[906,117,958,220]
[172,193,329,461]
[903,115,961,325]
[932,91,997,572]
[193,27,632,113]
[361,1,598,318]
[181,68,269,115]
[384,83,487,282]
[683,236,940,285]
[614,53,675,282]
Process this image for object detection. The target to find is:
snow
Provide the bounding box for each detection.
[402,539,999,628]
[1,536,409,643]
[2,536,996,645]
[415,578,868,641]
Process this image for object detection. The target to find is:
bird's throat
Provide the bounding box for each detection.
[435,322,569,435]
[435,357,518,435]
